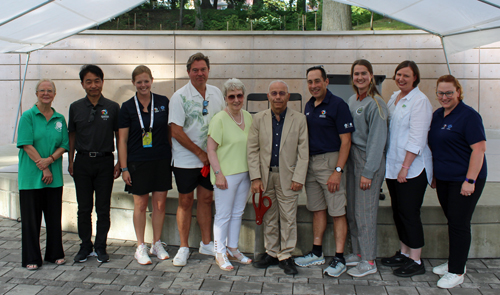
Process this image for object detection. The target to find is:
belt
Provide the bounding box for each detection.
[269,166,279,172]
[78,152,113,158]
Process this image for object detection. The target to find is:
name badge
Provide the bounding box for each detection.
[142,131,152,148]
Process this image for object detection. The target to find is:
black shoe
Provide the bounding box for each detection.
[279,258,298,275]
[393,259,425,277]
[252,253,279,268]
[95,248,109,263]
[381,250,408,267]
[74,247,92,263]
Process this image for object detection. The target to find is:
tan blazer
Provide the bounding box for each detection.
[247,108,309,197]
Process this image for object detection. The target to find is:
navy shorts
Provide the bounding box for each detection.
[172,167,213,194]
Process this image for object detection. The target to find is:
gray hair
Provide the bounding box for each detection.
[268,80,289,93]
[35,79,56,93]
[222,78,246,97]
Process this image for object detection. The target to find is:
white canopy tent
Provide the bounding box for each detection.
[334,0,500,71]
[0,0,146,141]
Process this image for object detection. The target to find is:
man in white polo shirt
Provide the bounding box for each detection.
[168,52,224,266]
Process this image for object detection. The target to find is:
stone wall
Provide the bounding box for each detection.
[1,30,499,145]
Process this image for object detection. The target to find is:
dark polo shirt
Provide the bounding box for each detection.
[428,101,487,182]
[68,96,119,153]
[305,89,355,155]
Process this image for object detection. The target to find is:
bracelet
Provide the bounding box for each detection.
[49,155,55,162]
[401,165,410,169]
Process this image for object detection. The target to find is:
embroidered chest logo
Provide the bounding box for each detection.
[402,104,407,108]
[319,110,327,118]
[55,121,63,132]
[356,107,363,115]
[441,124,453,130]
[154,105,166,113]
[101,109,110,120]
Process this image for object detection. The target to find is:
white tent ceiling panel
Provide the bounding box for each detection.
[0,0,146,53]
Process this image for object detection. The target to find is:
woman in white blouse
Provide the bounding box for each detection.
[381,61,433,277]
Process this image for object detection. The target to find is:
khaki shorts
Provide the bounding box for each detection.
[305,152,346,217]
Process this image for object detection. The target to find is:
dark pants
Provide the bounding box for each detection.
[20,187,64,267]
[436,178,485,274]
[73,153,114,251]
[386,169,428,249]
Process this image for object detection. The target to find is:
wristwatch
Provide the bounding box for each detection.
[465,178,475,184]
[121,167,129,172]
[335,167,344,173]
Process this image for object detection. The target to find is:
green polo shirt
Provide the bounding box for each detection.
[17,104,69,190]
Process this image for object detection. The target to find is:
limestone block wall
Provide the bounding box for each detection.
[1,30,499,145]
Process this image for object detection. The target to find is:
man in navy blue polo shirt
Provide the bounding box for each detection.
[294,66,355,277]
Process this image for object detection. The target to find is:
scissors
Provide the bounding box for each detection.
[252,191,272,225]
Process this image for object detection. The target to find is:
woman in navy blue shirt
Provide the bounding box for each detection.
[428,75,487,289]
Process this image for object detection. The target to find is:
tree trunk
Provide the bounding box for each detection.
[195,0,204,30]
[322,0,352,31]
[179,0,184,28]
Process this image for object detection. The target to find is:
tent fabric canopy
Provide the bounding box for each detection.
[334,0,500,55]
[0,0,146,53]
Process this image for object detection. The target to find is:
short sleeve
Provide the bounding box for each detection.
[118,102,132,129]
[168,93,186,127]
[17,112,34,148]
[208,114,224,145]
[336,100,355,134]
[67,104,76,133]
[464,111,486,146]
[60,118,70,151]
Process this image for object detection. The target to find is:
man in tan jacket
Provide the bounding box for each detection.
[247,80,309,275]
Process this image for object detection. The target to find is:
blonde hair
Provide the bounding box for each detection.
[132,65,153,81]
[35,79,56,93]
[350,59,385,120]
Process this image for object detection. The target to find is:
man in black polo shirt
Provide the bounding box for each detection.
[68,65,120,263]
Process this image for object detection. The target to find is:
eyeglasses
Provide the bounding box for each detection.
[88,107,97,122]
[436,91,455,98]
[202,100,209,116]
[37,89,53,94]
[269,91,287,97]
[227,94,244,100]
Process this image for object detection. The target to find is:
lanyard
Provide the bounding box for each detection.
[133,94,154,133]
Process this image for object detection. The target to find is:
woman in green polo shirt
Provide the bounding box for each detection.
[17,79,69,270]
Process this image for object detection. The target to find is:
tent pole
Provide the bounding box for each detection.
[12,52,31,143]
[440,37,452,75]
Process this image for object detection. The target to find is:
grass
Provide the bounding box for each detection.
[353,17,417,31]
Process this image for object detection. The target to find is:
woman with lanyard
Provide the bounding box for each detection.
[118,65,172,265]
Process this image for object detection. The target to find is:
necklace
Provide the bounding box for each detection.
[227,108,243,126]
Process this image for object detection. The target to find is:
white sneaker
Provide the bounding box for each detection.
[199,241,216,256]
[134,243,152,265]
[173,247,190,266]
[433,261,466,276]
[345,253,362,266]
[437,272,464,289]
[150,240,169,260]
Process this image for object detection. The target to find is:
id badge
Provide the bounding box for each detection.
[142,131,153,148]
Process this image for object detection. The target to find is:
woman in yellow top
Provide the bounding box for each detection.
[207,78,253,271]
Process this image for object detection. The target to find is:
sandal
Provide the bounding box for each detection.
[55,258,66,265]
[227,248,252,264]
[26,264,38,271]
[215,253,234,271]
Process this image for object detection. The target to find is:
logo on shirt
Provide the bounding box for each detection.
[55,121,63,132]
[319,110,327,118]
[154,105,166,113]
[402,104,407,108]
[101,109,110,120]
[344,122,354,129]
[356,107,363,115]
[441,124,453,130]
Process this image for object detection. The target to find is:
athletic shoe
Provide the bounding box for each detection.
[294,251,325,267]
[347,260,378,277]
[381,250,408,267]
[134,243,152,265]
[173,247,190,266]
[393,259,425,277]
[279,257,298,275]
[345,253,362,266]
[437,272,464,289]
[150,240,169,260]
[433,261,466,276]
[323,256,347,277]
[95,248,109,263]
[74,247,92,263]
[199,241,216,256]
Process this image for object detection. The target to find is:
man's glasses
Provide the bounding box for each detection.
[269,91,287,97]
[202,100,209,116]
[88,107,97,122]
[436,91,455,98]
[227,94,244,100]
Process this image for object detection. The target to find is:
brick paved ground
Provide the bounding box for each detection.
[1,216,499,295]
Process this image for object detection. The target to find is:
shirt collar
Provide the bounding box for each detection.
[357,92,368,101]
[272,107,287,121]
[84,95,104,107]
[308,89,333,106]
[187,80,208,100]
[32,104,62,118]
[395,86,420,102]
